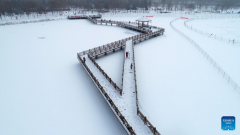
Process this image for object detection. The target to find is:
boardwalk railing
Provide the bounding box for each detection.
[88,55,122,95]
[86,16,97,23]
[137,110,160,135]
[88,16,164,33]
[133,31,164,44]
[78,39,127,57]
[131,40,161,135]
[121,42,127,95]
[78,54,136,135]
[78,29,164,58]
[79,16,165,135]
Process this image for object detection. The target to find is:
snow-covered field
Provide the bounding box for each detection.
[134,17,240,135]
[0,13,240,135]
[0,19,133,135]
[177,18,240,91]
[187,18,240,43]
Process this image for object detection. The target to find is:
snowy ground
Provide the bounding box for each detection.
[81,40,152,135]
[0,19,134,135]
[101,16,240,135]
[176,18,240,91]
[134,17,240,135]
[187,18,240,43]
[95,32,139,88]
[1,14,240,135]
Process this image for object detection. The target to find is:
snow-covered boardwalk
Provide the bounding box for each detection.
[77,16,164,135]
[122,40,153,135]
[78,48,152,134]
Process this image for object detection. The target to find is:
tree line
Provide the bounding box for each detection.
[152,0,240,12]
[0,0,239,15]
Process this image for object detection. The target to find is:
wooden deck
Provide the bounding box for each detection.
[77,16,164,135]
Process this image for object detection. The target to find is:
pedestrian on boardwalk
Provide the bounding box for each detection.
[83,57,86,63]
[130,63,133,69]
[126,52,128,58]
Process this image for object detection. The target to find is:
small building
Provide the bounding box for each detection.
[68,14,102,19]
[136,17,151,27]
[68,14,86,19]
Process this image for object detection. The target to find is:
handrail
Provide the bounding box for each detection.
[121,40,127,95]
[88,55,122,95]
[78,16,165,135]
[132,39,161,135]
[78,54,136,135]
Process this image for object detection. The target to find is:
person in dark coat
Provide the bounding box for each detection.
[130,63,133,69]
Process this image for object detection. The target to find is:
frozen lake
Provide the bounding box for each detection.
[0,15,240,135]
[0,19,133,135]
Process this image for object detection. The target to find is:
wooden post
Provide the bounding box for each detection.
[153,127,156,134]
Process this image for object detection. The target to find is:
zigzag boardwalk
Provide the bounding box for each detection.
[77,15,163,135]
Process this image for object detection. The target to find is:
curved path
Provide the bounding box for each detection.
[77,16,164,135]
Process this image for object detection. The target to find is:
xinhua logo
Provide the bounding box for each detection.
[222,116,235,130]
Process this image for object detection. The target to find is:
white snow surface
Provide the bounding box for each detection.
[95,51,125,88]
[176,19,240,89]
[187,18,240,42]
[134,17,240,135]
[100,16,240,135]
[81,40,152,135]
[0,19,134,135]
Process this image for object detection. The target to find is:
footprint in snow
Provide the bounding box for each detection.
[38,37,45,39]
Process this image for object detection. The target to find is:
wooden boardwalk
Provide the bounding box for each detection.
[77,16,164,135]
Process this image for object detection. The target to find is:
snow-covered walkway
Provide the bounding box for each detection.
[122,40,152,134]
[81,40,152,134]
[129,23,159,32]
